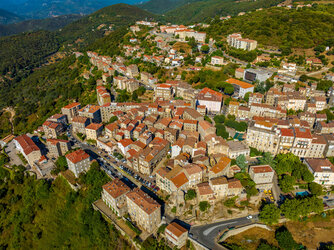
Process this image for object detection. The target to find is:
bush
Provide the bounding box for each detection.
[275,226,300,249]
[309,182,323,196]
[224,197,237,208]
[185,189,196,200]
[259,204,280,225]
[199,201,210,212]
[171,206,176,213]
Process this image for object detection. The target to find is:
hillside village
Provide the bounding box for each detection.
[1,2,334,249]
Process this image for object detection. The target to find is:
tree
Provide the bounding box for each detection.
[259,204,280,225]
[309,182,323,196]
[244,92,250,102]
[275,226,300,250]
[236,155,247,172]
[214,114,225,124]
[204,115,212,123]
[185,189,196,200]
[224,85,234,95]
[201,45,210,53]
[109,116,118,123]
[279,175,296,193]
[258,152,276,167]
[199,201,210,212]
[257,242,279,250]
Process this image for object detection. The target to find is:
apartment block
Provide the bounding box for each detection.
[66,149,90,178]
[227,33,257,51]
[126,188,161,233]
[102,178,131,216]
[61,102,81,122]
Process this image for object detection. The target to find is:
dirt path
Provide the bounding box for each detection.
[3,107,15,134]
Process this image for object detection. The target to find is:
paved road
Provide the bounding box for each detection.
[189,215,258,250]
[306,67,329,77]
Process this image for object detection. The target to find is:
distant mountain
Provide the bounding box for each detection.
[0,0,148,19]
[164,0,283,23]
[0,14,83,37]
[137,0,200,14]
[0,8,23,24]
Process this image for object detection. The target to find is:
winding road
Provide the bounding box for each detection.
[189,215,259,249]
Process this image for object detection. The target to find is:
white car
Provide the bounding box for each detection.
[247,215,253,219]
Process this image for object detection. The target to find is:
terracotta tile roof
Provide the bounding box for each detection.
[210,156,231,174]
[312,134,327,144]
[250,165,273,174]
[103,178,131,199]
[72,116,89,124]
[119,138,133,148]
[198,120,214,130]
[15,134,40,156]
[86,123,103,131]
[184,164,202,175]
[280,128,294,137]
[171,172,189,188]
[226,78,254,89]
[46,138,69,145]
[63,102,80,109]
[197,182,214,195]
[210,176,228,185]
[166,222,187,238]
[197,87,223,102]
[305,158,334,173]
[294,127,312,139]
[126,188,160,215]
[66,149,89,164]
[228,178,243,189]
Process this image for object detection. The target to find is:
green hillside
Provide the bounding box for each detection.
[0,8,23,24]
[206,5,334,48]
[0,163,130,249]
[0,14,83,37]
[137,0,200,14]
[164,0,282,23]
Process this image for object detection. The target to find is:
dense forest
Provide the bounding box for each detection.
[138,0,200,14]
[164,0,282,23]
[0,14,83,37]
[0,28,127,137]
[0,31,60,76]
[206,5,334,48]
[0,163,131,249]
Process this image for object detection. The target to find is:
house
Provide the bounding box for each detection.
[126,188,161,233]
[196,182,216,204]
[14,134,42,166]
[118,139,133,155]
[226,141,250,159]
[227,33,257,51]
[102,178,131,216]
[227,178,243,196]
[249,165,274,190]
[78,105,101,123]
[291,127,313,158]
[211,56,224,65]
[72,116,90,134]
[85,123,104,141]
[209,156,231,179]
[154,84,173,101]
[183,163,203,187]
[165,222,188,248]
[235,68,245,79]
[66,149,90,178]
[226,78,254,98]
[46,139,70,157]
[307,135,327,158]
[304,158,334,186]
[209,177,228,200]
[61,102,81,122]
[248,92,263,106]
[198,120,216,140]
[196,88,223,113]
[43,121,63,139]
[48,114,68,125]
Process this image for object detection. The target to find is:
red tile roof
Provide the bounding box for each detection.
[126,188,160,215]
[15,134,40,155]
[63,102,80,109]
[66,149,89,164]
[250,165,273,174]
[226,78,254,89]
[166,222,188,238]
[103,179,131,199]
[86,123,103,131]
